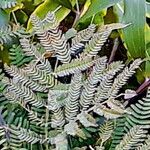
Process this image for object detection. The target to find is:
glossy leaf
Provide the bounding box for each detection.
[27,0,76,31]
[122,0,146,59]
[54,0,73,9]
[79,0,121,22]
[146,1,150,18]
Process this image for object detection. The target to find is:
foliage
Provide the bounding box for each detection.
[0,10,148,150]
[0,0,150,150]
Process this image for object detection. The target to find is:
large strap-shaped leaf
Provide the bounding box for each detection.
[79,0,121,22]
[122,0,146,59]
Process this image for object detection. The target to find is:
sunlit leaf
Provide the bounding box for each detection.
[54,0,73,9]
[27,0,76,31]
[79,0,121,22]
[122,0,146,59]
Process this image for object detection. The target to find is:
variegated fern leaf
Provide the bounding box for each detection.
[115,125,147,150]
[0,10,146,150]
[0,0,17,9]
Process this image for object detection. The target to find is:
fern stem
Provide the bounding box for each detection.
[45,108,49,150]
[90,15,95,24]
[53,5,62,13]
[12,11,18,25]
[72,0,80,27]
[54,58,58,72]
[108,38,119,64]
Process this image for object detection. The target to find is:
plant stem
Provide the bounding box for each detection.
[12,11,18,25]
[45,108,49,150]
[108,38,119,64]
[72,0,80,27]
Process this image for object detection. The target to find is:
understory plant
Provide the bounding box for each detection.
[0,10,149,150]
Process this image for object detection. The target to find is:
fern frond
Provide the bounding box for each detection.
[115,125,147,150]
[80,56,107,110]
[125,87,150,131]
[9,45,33,67]
[47,90,65,128]
[0,0,17,9]
[24,62,54,87]
[20,38,52,73]
[31,12,71,63]
[0,25,16,45]
[95,61,124,103]
[14,127,50,144]
[65,73,82,121]
[4,64,47,92]
[30,14,53,51]
[83,23,127,57]
[99,121,114,144]
[54,56,100,77]
[110,116,127,150]
[70,24,96,54]
[2,77,45,107]
[137,135,150,150]
[93,102,127,119]
[42,11,58,29]
[0,125,22,150]
[108,59,142,99]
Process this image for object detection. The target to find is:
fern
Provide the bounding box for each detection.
[0,10,144,150]
[80,56,107,110]
[83,23,128,57]
[31,12,71,63]
[65,73,82,121]
[137,135,150,150]
[47,90,65,128]
[70,24,96,54]
[115,125,147,150]
[97,121,114,146]
[54,56,99,77]
[110,116,127,150]
[125,87,150,131]
[0,0,17,9]
[9,45,33,67]
[0,25,16,45]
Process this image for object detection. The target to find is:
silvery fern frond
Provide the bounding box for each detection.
[0,0,17,9]
[31,12,71,63]
[95,61,125,103]
[70,24,96,54]
[4,64,47,92]
[137,135,150,150]
[30,14,53,51]
[108,59,143,99]
[2,77,45,107]
[0,25,16,45]
[115,125,147,150]
[80,56,107,110]
[65,73,82,121]
[99,121,114,144]
[54,56,100,77]
[83,23,128,57]
[47,90,65,128]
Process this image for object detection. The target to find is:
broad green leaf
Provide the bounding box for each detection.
[79,0,121,22]
[27,0,76,31]
[146,2,150,18]
[54,0,73,9]
[122,0,146,59]
[145,24,150,76]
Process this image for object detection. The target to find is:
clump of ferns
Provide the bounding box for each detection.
[0,10,147,150]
